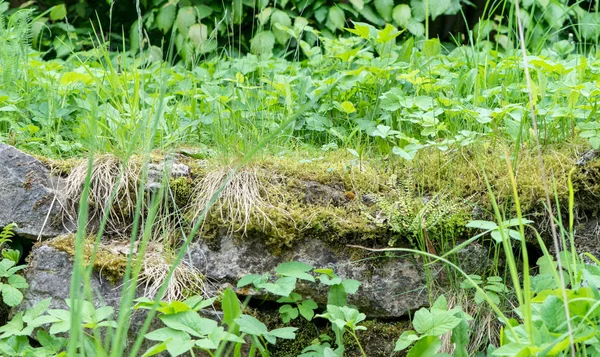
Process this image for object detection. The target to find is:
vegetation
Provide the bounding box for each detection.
[1,0,600,355]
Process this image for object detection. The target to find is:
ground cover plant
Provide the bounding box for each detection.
[1,0,600,356]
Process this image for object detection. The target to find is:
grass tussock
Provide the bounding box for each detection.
[63,154,142,233]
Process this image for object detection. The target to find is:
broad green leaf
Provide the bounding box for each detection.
[271,10,292,44]
[237,273,266,288]
[407,335,441,357]
[328,284,347,306]
[176,7,196,36]
[156,3,177,33]
[349,0,364,11]
[250,31,275,55]
[374,0,394,22]
[540,295,567,333]
[412,307,461,336]
[275,262,314,282]
[340,101,356,114]
[1,285,22,307]
[257,276,297,296]
[327,6,346,31]
[269,326,298,339]
[236,315,269,336]
[393,4,412,28]
[428,0,451,20]
[222,288,242,328]
[394,330,419,351]
[160,311,218,337]
[50,4,67,21]
[361,4,386,26]
[298,300,318,320]
[233,0,243,24]
[341,279,361,294]
[422,38,441,57]
[145,327,190,342]
[188,23,208,48]
[195,4,213,20]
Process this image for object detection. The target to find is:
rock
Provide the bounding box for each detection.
[189,235,429,318]
[18,244,167,355]
[0,144,72,239]
[146,159,191,192]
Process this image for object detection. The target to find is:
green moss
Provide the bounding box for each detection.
[46,235,127,284]
[169,176,194,208]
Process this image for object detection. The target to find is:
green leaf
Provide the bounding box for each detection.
[237,273,267,288]
[222,288,242,328]
[233,0,243,24]
[236,315,269,336]
[412,307,461,336]
[279,304,299,323]
[393,4,412,28]
[269,326,298,339]
[156,3,177,33]
[251,31,275,55]
[407,335,441,357]
[1,285,22,307]
[540,295,567,333]
[7,275,27,290]
[422,38,441,57]
[349,0,364,11]
[275,262,314,282]
[466,220,498,230]
[271,10,292,44]
[394,330,419,351]
[188,23,208,48]
[328,284,347,306]
[145,327,190,342]
[298,300,318,320]
[257,276,297,296]
[407,20,425,37]
[341,279,361,294]
[374,0,394,22]
[327,6,346,31]
[428,0,451,20]
[50,4,67,21]
[361,4,386,26]
[160,311,218,337]
[195,4,213,20]
[176,7,196,36]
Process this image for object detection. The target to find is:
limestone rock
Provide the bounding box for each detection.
[189,235,429,318]
[0,144,72,239]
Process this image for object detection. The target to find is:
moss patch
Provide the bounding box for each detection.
[46,234,128,284]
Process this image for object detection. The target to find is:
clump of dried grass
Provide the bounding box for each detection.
[137,245,206,302]
[189,166,287,235]
[63,154,142,234]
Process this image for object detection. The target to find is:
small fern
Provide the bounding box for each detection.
[0,223,16,246]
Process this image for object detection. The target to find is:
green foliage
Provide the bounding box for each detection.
[395,295,472,356]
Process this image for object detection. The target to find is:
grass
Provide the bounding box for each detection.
[2,2,600,356]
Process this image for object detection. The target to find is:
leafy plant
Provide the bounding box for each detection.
[395,295,472,357]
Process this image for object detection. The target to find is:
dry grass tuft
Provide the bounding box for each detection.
[137,244,206,302]
[189,166,288,236]
[63,154,142,234]
[439,291,502,355]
